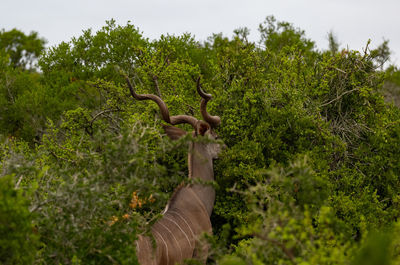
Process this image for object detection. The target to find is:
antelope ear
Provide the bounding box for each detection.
[196,122,210,136]
[162,125,187,140]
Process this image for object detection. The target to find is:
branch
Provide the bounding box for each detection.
[160,54,170,72]
[152,75,162,97]
[90,109,121,127]
[363,39,371,58]
[49,150,77,165]
[319,88,358,108]
[328,66,347,74]
[15,175,24,189]
[29,202,46,213]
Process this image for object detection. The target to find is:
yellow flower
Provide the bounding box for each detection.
[130,191,139,209]
[109,216,119,226]
[148,194,155,203]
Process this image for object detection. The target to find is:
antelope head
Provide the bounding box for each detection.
[125,76,222,154]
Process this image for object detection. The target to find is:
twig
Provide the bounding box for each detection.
[384,120,400,129]
[29,199,50,213]
[329,66,347,74]
[320,88,358,108]
[49,150,77,165]
[90,109,121,127]
[160,54,170,71]
[152,75,162,97]
[15,175,24,189]
[183,102,196,115]
[363,40,371,59]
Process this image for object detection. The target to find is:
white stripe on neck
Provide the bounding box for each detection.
[164,215,193,249]
[158,221,183,261]
[153,230,169,265]
[168,209,195,241]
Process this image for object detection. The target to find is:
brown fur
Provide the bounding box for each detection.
[136,186,211,265]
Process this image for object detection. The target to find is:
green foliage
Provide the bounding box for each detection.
[259,15,315,56]
[39,19,147,81]
[1,16,400,264]
[0,28,46,69]
[327,31,340,54]
[383,66,400,107]
[220,159,351,264]
[0,175,39,264]
[0,29,48,142]
[0,64,45,141]
[370,39,391,69]
[352,231,392,265]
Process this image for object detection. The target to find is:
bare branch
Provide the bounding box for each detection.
[320,88,358,108]
[90,109,121,127]
[152,75,162,97]
[15,175,24,189]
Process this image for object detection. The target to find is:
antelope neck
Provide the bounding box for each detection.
[188,141,215,217]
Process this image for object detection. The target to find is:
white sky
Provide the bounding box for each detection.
[1,0,399,65]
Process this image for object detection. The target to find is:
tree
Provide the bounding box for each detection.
[258,15,315,55]
[370,39,391,69]
[0,28,46,70]
[327,30,340,54]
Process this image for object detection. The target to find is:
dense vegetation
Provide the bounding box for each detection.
[1,17,400,264]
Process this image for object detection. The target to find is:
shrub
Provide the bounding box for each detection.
[0,175,39,264]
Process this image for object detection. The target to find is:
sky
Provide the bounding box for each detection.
[2,0,399,65]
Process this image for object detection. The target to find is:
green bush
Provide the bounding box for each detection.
[0,175,39,264]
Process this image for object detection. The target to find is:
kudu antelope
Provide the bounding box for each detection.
[125,76,223,265]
